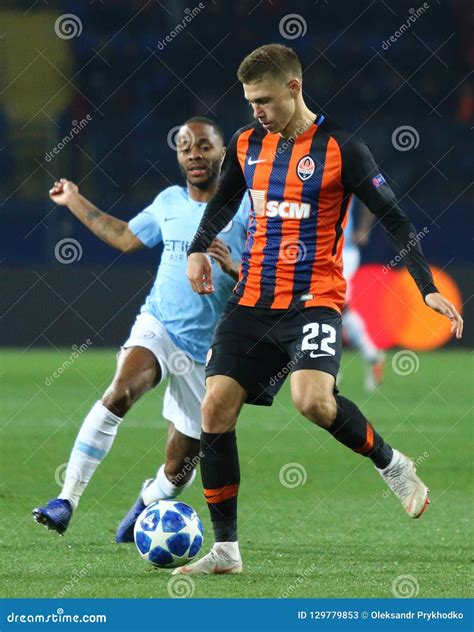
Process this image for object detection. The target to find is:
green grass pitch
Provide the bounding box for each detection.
[1,348,472,599]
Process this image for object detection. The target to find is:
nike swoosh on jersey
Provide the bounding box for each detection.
[164,217,179,222]
[247,157,266,166]
[309,352,332,359]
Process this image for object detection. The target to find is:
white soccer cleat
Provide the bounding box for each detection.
[172,544,243,575]
[378,449,430,518]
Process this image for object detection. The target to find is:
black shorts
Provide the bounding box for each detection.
[205,302,342,407]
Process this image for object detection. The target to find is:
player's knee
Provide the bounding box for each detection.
[294,393,336,429]
[201,392,237,433]
[102,379,141,417]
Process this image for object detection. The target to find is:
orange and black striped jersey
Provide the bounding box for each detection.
[189,116,437,311]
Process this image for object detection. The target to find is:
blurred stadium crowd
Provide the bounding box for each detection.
[0,0,472,345]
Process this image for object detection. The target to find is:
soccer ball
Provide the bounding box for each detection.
[134,500,204,568]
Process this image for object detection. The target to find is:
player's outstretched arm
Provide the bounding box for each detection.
[187,252,214,294]
[424,292,463,339]
[341,138,464,341]
[49,178,144,253]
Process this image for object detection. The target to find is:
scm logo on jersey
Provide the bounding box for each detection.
[265,200,311,219]
[296,155,315,181]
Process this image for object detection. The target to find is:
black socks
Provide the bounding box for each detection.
[200,430,240,542]
[328,395,393,469]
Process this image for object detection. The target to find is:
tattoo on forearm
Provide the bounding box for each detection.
[85,206,126,245]
[86,208,102,222]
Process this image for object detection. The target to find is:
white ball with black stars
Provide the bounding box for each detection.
[134,500,204,568]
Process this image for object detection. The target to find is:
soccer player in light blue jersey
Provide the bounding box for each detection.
[33,118,250,540]
[341,197,385,392]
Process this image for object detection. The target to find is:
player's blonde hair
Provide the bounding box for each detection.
[237,44,302,84]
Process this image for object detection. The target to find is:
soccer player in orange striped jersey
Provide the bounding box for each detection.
[176,44,464,575]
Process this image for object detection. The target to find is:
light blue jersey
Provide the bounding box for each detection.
[129,185,249,363]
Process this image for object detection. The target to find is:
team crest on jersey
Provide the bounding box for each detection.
[296,155,315,181]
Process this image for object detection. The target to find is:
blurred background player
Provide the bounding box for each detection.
[341,196,385,392]
[33,117,249,541]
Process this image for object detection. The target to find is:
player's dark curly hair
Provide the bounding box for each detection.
[183,116,225,143]
[237,44,302,84]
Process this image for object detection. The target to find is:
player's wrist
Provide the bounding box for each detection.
[65,191,84,212]
[187,246,208,258]
[422,285,439,302]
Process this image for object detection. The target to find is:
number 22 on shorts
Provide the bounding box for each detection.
[301,322,337,358]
